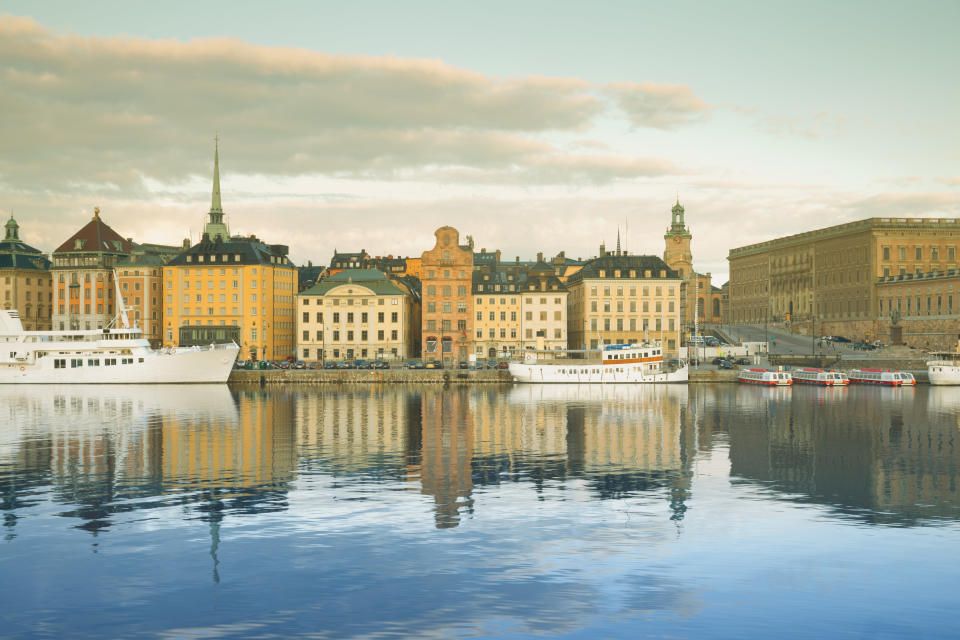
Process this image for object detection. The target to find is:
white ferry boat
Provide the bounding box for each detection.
[848,368,916,386]
[927,350,960,386]
[508,343,688,384]
[0,309,238,384]
[737,368,792,386]
[792,368,849,386]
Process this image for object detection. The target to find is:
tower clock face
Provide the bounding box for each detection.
[673,237,681,243]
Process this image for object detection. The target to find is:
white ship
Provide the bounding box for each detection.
[0,308,238,384]
[737,368,792,386]
[508,343,688,384]
[927,338,960,386]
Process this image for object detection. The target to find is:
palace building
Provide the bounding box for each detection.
[727,217,960,341]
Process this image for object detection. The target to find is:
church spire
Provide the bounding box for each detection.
[203,134,230,242]
[616,227,621,255]
[210,133,223,217]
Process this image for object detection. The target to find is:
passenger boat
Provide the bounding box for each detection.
[737,368,792,386]
[926,349,960,386]
[791,368,849,386]
[507,342,687,384]
[0,308,239,384]
[848,368,916,386]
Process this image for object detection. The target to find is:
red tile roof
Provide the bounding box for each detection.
[54,211,132,255]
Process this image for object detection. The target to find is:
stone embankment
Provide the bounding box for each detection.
[230,369,513,385]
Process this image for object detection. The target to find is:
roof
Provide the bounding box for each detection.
[299,268,406,297]
[566,254,679,284]
[54,210,133,255]
[0,253,51,271]
[166,235,294,268]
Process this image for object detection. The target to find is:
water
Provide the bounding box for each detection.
[1,383,958,639]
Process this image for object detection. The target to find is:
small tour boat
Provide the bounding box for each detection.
[792,368,849,386]
[737,368,792,386]
[508,342,688,384]
[848,369,916,386]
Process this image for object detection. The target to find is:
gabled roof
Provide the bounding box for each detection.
[54,210,132,255]
[300,268,406,296]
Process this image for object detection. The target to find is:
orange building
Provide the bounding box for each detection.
[420,227,473,362]
[51,207,132,331]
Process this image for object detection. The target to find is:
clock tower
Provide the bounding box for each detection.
[663,197,692,277]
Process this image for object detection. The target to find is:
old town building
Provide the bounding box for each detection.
[163,140,297,360]
[567,252,683,352]
[0,215,52,330]
[114,243,182,346]
[51,207,132,330]
[472,268,523,358]
[519,257,568,352]
[296,268,416,362]
[728,217,960,340]
[421,226,474,362]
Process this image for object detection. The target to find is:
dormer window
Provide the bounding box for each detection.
[198,255,204,263]
[186,255,193,263]
[74,239,85,250]
[599,270,606,277]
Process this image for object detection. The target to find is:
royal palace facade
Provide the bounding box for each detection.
[727,217,960,342]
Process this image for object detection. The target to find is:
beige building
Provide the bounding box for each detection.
[520,259,568,352]
[567,253,683,352]
[472,268,522,358]
[0,216,52,330]
[728,217,960,340]
[52,207,132,331]
[296,268,416,362]
[421,226,474,362]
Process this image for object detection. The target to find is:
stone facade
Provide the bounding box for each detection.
[420,226,474,362]
[876,268,960,350]
[728,217,960,339]
[662,200,722,335]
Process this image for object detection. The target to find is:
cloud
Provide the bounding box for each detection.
[606,82,711,129]
[733,106,850,139]
[840,192,960,218]
[0,15,606,192]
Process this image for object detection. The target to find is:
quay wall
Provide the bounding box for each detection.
[230,369,513,385]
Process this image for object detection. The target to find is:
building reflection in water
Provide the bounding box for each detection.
[717,385,960,525]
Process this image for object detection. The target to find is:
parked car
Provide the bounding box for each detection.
[832,336,852,343]
[323,361,337,369]
[689,358,700,367]
[736,357,751,365]
[354,359,373,369]
[407,360,425,370]
[372,360,390,369]
[711,357,725,365]
[718,359,735,370]
[497,361,509,369]
[336,361,352,369]
[424,360,442,369]
[457,360,469,369]
[704,337,720,347]
[292,361,306,370]
[486,360,498,369]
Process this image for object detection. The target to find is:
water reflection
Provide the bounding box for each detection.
[1,384,959,638]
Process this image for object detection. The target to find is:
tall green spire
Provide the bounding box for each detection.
[203,134,230,242]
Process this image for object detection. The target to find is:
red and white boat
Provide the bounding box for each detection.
[792,368,849,386]
[738,368,792,386]
[848,369,916,386]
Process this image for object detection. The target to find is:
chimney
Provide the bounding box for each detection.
[182,238,190,250]
[599,243,605,256]
[515,256,520,264]
[537,251,543,263]
[495,249,501,263]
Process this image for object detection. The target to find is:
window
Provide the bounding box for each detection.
[916,247,923,260]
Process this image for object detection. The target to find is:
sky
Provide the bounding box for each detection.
[1,0,958,283]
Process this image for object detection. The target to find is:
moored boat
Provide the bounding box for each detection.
[0,309,239,384]
[792,368,849,386]
[508,342,687,384]
[737,368,792,386]
[927,349,960,386]
[848,368,915,386]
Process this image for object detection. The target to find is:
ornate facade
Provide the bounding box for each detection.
[420,226,474,362]
[0,216,52,330]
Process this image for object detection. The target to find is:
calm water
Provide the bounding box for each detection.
[1,383,958,639]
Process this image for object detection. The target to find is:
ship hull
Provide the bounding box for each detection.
[508,362,688,384]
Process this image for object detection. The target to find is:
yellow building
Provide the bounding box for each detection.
[566,252,683,352]
[163,141,297,360]
[728,217,960,339]
[114,243,181,347]
[1,215,52,330]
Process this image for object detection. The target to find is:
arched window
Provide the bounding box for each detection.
[712,298,720,318]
